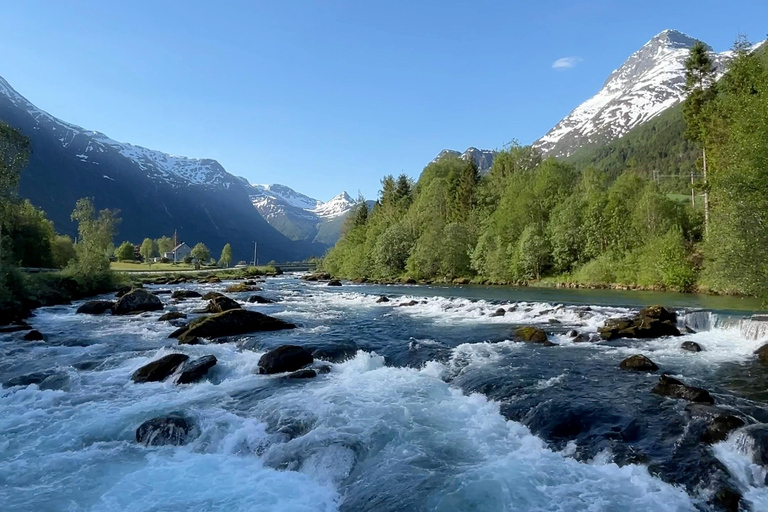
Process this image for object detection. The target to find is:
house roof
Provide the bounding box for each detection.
[171,243,189,251]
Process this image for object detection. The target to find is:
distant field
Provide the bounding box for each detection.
[110,261,197,272]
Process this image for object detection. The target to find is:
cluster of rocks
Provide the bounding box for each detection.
[77,289,164,316]
[132,353,217,385]
[598,305,681,340]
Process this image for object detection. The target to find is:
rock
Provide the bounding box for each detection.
[572,333,592,343]
[398,300,419,307]
[136,415,195,446]
[225,283,258,293]
[490,308,506,317]
[376,296,390,303]
[171,290,202,299]
[453,277,470,285]
[566,330,579,338]
[652,375,714,404]
[286,369,317,379]
[327,280,342,286]
[115,286,132,298]
[23,329,44,341]
[131,354,189,383]
[175,355,217,384]
[619,354,659,371]
[113,289,164,315]
[153,290,172,295]
[711,486,742,512]
[514,326,550,344]
[703,415,745,443]
[681,341,703,352]
[38,373,70,391]
[599,305,681,340]
[311,345,358,362]
[76,301,114,315]
[204,296,241,313]
[754,343,768,363]
[302,272,331,281]
[247,295,274,304]
[3,371,55,388]
[735,424,768,467]
[202,291,225,300]
[258,345,314,374]
[158,312,187,322]
[178,336,201,345]
[174,309,295,341]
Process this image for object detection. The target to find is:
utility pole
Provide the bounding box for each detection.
[252,241,258,267]
[703,146,710,236]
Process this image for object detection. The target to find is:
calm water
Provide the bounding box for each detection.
[1,275,767,511]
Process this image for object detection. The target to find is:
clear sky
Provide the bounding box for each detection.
[0,1,765,201]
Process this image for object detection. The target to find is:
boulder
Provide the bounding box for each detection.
[376,296,390,303]
[490,308,506,317]
[572,333,592,343]
[599,305,680,340]
[136,415,195,446]
[398,300,419,307]
[115,286,132,298]
[171,290,202,299]
[202,292,225,300]
[158,312,187,322]
[681,341,703,353]
[247,295,274,304]
[23,329,44,341]
[302,272,331,282]
[131,354,189,383]
[258,345,314,374]
[204,296,241,313]
[735,424,768,467]
[225,283,258,293]
[175,355,217,384]
[113,289,164,315]
[76,301,114,315]
[327,280,342,287]
[754,343,768,363]
[514,326,552,345]
[174,309,295,341]
[311,345,358,362]
[3,371,55,388]
[711,487,742,512]
[619,354,659,371]
[566,330,579,338]
[153,290,172,295]
[286,369,317,379]
[652,375,714,404]
[703,414,745,443]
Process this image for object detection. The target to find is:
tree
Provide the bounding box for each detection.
[70,198,120,274]
[683,40,717,234]
[115,241,135,261]
[140,238,155,265]
[156,235,174,255]
[51,235,76,269]
[190,243,210,263]
[219,243,233,267]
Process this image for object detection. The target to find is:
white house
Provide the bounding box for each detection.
[163,242,192,262]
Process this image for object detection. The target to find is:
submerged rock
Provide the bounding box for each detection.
[175,355,217,384]
[311,345,358,363]
[599,305,681,340]
[652,375,714,404]
[376,296,390,303]
[158,312,187,322]
[204,295,241,313]
[23,329,44,341]
[131,354,189,383]
[398,300,419,307]
[171,290,202,299]
[711,486,742,512]
[754,343,768,363]
[703,414,746,444]
[490,308,506,317]
[619,354,659,371]
[136,415,195,446]
[113,289,164,315]
[258,345,314,374]
[734,424,768,467]
[514,326,553,345]
[153,290,172,295]
[202,291,225,301]
[76,301,114,315]
[681,341,703,352]
[174,309,295,342]
[225,283,258,293]
[286,369,317,379]
[327,280,342,287]
[247,295,274,304]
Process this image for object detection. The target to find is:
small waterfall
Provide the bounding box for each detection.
[740,315,768,341]
[680,310,743,333]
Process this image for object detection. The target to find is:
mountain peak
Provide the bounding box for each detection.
[649,29,700,49]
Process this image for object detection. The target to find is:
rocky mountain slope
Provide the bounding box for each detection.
[432,147,496,174]
[0,75,324,262]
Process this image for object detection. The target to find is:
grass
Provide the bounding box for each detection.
[110,261,198,272]
[667,193,704,210]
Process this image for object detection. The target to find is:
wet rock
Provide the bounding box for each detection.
[733,424,768,467]
[175,355,217,384]
[286,369,317,379]
[703,415,746,444]
[572,333,592,343]
[171,290,202,299]
[225,283,258,293]
[131,354,189,383]
[652,375,714,404]
[317,364,332,374]
[39,373,70,391]
[204,295,241,313]
[158,312,187,322]
[490,308,506,317]
[301,272,331,282]
[376,296,390,303]
[327,280,342,287]
[152,289,172,295]
[136,415,195,446]
[175,309,295,341]
[711,486,742,512]
[548,318,561,324]
[453,277,470,285]
[247,295,274,304]
[514,326,553,345]
[398,300,419,307]
[566,330,579,338]
[3,371,55,388]
[507,305,518,313]
[258,345,314,374]
[598,305,680,340]
[311,345,358,362]
[754,343,768,363]
[681,341,702,352]
[619,354,659,371]
[178,336,201,345]
[113,289,164,315]
[115,286,132,298]
[23,329,44,341]
[202,291,225,300]
[76,301,114,315]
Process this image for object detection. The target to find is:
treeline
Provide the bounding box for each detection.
[323,39,768,297]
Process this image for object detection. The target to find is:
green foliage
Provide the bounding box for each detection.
[219,243,233,267]
[115,241,135,261]
[156,235,174,255]
[140,238,155,263]
[190,243,210,263]
[69,198,120,275]
[4,200,56,267]
[51,235,76,269]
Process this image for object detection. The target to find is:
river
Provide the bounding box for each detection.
[1,275,767,511]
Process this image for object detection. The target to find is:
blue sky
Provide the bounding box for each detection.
[0,1,765,201]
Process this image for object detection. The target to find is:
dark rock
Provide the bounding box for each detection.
[453,277,470,285]
[619,354,659,371]
[514,326,551,345]
[490,308,506,317]
[113,289,164,315]
[681,341,703,352]
[177,336,201,345]
[76,301,114,315]
[754,343,768,363]
[566,330,579,338]
[327,280,342,287]
[205,296,241,313]
[572,333,592,343]
[175,355,217,384]
[376,296,390,303]
[175,309,295,341]
[286,369,317,379]
[202,291,225,300]
[734,424,768,467]
[131,354,189,383]
[711,486,741,512]
[302,272,331,282]
[703,415,745,444]
[652,375,714,404]
[39,373,70,391]
[507,305,518,313]
[4,371,55,388]
[115,286,132,298]
[225,283,258,293]
[171,290,202,299]
[258,345,314,374]
[158,312,187,322]
[548,318,561,324]
[599,305,680,340]
[136,415,195,446]
[23,329,44,341]
[311,345,358,362]
[153,289,172,295]
[247,295,274,304]
[398,300,419,307]
[317,364,332,374]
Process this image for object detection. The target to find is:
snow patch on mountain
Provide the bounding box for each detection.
[311,192,355,218]
[249,183,322,211]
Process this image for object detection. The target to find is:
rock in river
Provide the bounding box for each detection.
[131,354,189,383]
[174,309,295,342]
[652,374,714,404]
[175,355,217,384]
[204,295,241,313]
[619,354,659,371]
[76,301,114,315]
[113,289,164,315]
[754,343,768,363]
[327,280,342,286]
[136,415,196,446]
[248,295,274,304]
[158,311,187,322]
[599,305,681,340]
[171,290,202,299]
[514,326,554,345]
[681,341,703,352]
[23,329,44,341]
[258,345,314,374]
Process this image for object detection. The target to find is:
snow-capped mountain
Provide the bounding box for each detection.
[312,192,356,218]
[534,30,733,157]
[432,147,496,174]
[0,74,327,261]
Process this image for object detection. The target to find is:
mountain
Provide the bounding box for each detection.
[0,75,324,263]
[534,30,735,157]
[432,147,496,174]
[246,183,358,246]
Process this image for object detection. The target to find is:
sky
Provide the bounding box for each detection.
[0,1,766,201]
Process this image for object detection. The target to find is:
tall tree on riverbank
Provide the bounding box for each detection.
[219,243,233,267]
[140,238,155,265]
[70,198,120,275]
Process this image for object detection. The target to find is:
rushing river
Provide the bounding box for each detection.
[2,275,768,511]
